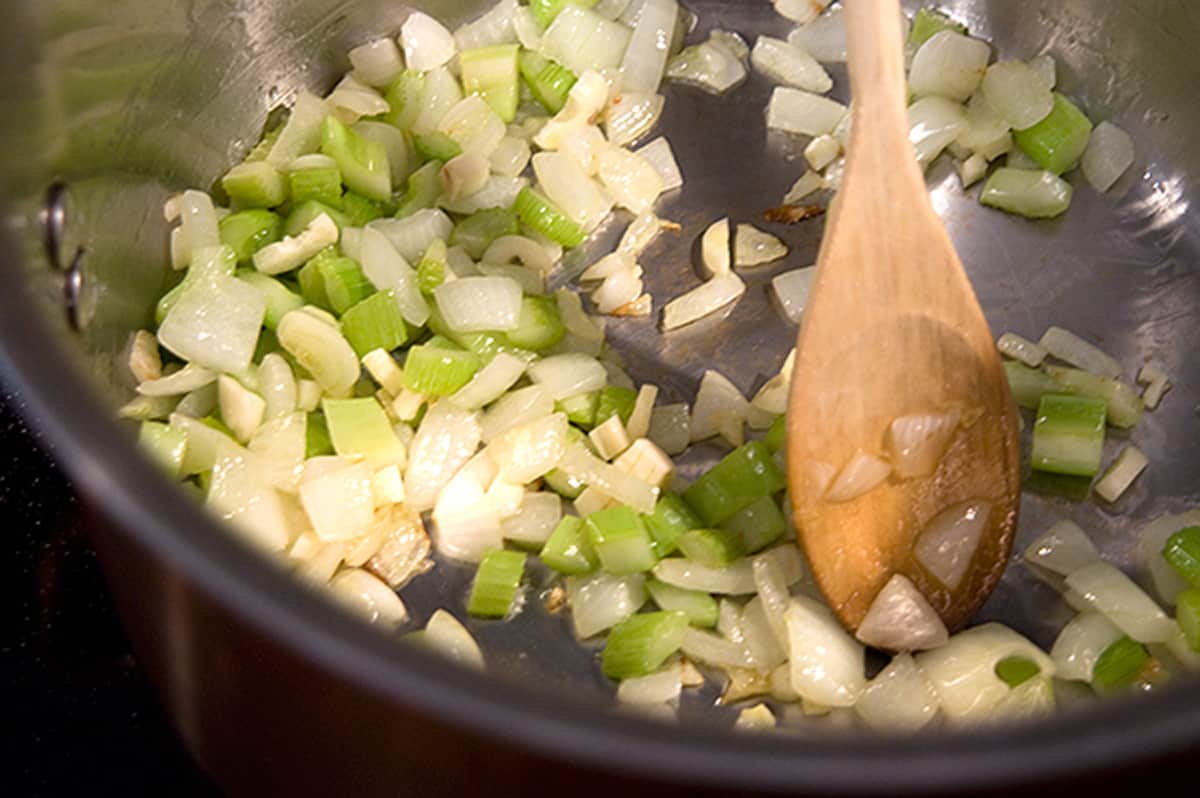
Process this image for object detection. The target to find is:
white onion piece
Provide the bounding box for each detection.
[528,354,608,400]
[1049,611,1124,682]
[914,500,991,591]
[489,412,568,484]
[625,384,659,441]
[484,235,554,275]
[411,66,464,135]
[512,5,543,49]
[441,176,528,216]
[774,0,830,24]
[635,137,684,192]
[170,413,235,476]
[605,92,665,147]
[329,568,408,626]
[532,151,614,232]
[617,659,683,705]
[770,266,816,326]
[168,190,221,270]
[766,86,847,137]
[541,6,632,76]
[359,226,429,327]
[697,217,732,278]
[401,11,457,71]
[434,276,523,333]
[558,443,657,513]
[661,272,746,331]
[595,145,664,215]
[207,441,294,552]
[405,402,483,513]
[354,121,411,185]
[915,623,1055,722]
[734,224,787,268]
[439,152,490,202]
[300,460,375,541]
[956,92,1012,160]
[854,653,940,732]
[618,213,669,258]
[557,124,608,175]
[786,596,866,707]
[907,31,990,102]
[908,96,967,168]
[489,136,533,178]
[1138,511,1200,607]
[1028,53,1057,90]
[787,4,846,63]
[612,437,673,489]
[665,32,749,94]
[1094,445,1148,503]
[619,0,678,93]
[534,71,611,151]
[651,557,755,595]
[803,134,841,172]
[501,491,562,545]
[1064,562,1175,644]
[432,456,501,562]
[734,705,776,731]
[422,609,485,670]
[452,0,518,51]
[158,276,265,375]
[856,574,949,651]
[1022,519,1101,581]
[581,252,637,282]
[253,212,340,276]
[825,451,891,503]
[980,60,1053,130]
[751,36,832,94]
[566,572,646,638]
[749,350,794,419]
[1082,121,1135,193]
[956,152,988,188]
[1038,326,1122,379]
[480,385,555,443]
[371,208,454,265]
[264,91,329,170]
[992,676,1056,721]
[680,627,754,670]
[438,94,506,158]
[475,263,543,297]
[137,363,216,397]
[996,331,1047,367]
[887,410,960,479]
[690,369,748,443]
[217,375,265,443]
[648,403,690,455]
[327,74,391,123]
[449,353,527,411]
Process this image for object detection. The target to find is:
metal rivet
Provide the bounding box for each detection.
[41,181,69,271]
[62,247,85,332]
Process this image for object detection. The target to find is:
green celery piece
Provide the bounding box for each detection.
[683,441,786,526]
[1004,361,1062,409]
[318,255,374,315]
[243,124,282,163]
[720,494,787,554]
[236,269,303,330]
[414,131,464,163]
[468,549,526,618]
[529,0,599,29]
[643,493,702,558]
[595,384,637,426]
[385,70,426,131]
[1092,636,1150,693]
[288,163,343,208]
[517,49,578,114]
[297,246,341,311]
[763,414,786,453]
[980,168,1073,219]
[303,412,332,458]
[645,579,718,628]
[460,44,521,123]
[601,611,689,679]
[908,7,967,47]
[424,304,537,365]
[395,161,444,219]
[341,192,386,227]
[1031,393,1106,477]
[1176,588,1200,652]
[994,656,1041,688]
[676,527,745,568]
[539,516,599,575]
[1024,471,1094,502]
[422,334,462,351]
[222,160,289,209]
[514,187,586,248]
[138,421,187,478]
[341,290,409,357]
[450,207,521,260]
[403,344,482,396]
[1013,93,1093,175]
[321,115,392,202]
[1043,366,1142,430]
[284,200,351,237]
[543,467,587,500]
[321,397,406,466]
[505,295,566,352]
[556,391,599,429]
[585,506,658,575]
[1162,527,1200,587]
[417,239,448,294]
[220,209,282,263]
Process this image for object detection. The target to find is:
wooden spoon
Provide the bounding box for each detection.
[786,0,1021,635]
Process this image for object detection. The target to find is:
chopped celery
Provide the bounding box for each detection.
[683,441,786,526]
[505,295,566,352]
[341,290,409,357]
[138,421,187,478]
[449,207,521,260]
[540,516,599,575]
[595,385,637,426]
[236,269,304,330]
[1031,393,1106,477]
[341,192,386,226]
[645,579,718,628]
[394,161,444,219]
[544,466,587,500]
[322,397,406,466]
[402,344,482,396]
[1162,527,1200,587]
[642,493,702,557]
[288,163,343,208]
[1092,636,1149,692]
[763,414,786,453]
[297,246,341,310]
[222,160,288,209]
[318,255,375,315]
[1004,361,1062,409]
[518,49,578,115]
[320,116,392,202]
[720,495,787,553]
[220,209,282,263]
[529,0,599,30]
[417,239,448,294]
[601,610,689,679]
[468,549,526,618]
[908,7,967,47]
[284,200,350,236]
[460,44,521,123]
[385,70,426,131]
[676,527,745,568]
[556,391,599,429]
[586,506,659,575]
[1043,366,1142,430]
[1013,93,1093,175]
[994,656,1041,688]
[514,187,586,248]
[1176,588,1200,652]
[414,131,463,163]
[980,168,1073,219]
[305,411,334,458]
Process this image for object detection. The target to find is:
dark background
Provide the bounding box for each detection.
[0,387,214,795]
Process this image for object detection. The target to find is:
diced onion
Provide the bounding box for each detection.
[1038,326,1123,379]
[1028,53,1057,90]
[661,272,746,331]
[449,352,527,410]
[158,276,266,375]
[328,568,409,626]
[787,4,846,63]
[914,500,991,591]
[908,96,967,168]
[595,145,664,215]
[1049,611,1124,682]
[996,331,1047,367]
[1082,121,1135,193]
[557,443,657,513]
[528,354,608,400]
[980,60,1053,130]
[766,87,848,137]
[734,224,788,268]
[1022,520,1101,582]
[489,412,569,484]
[440,152,491,202]
[406,402,483,512]
[327,74,391,122]
[480,385,555,443]
[648,403,691,455]
[665,32,749,94]
[751,36,832,94]
[856,574,949,651]
[786,595,866,707]
[617,659,683,705]
[401,11,458,72]
[254,212,341,276]
[411,66,464,135]
[422,609,486,670]
[541,6,633,77]
[489,136,533,178]
[635,137,684,192]
[566,572,646,638]
[907,31,990,103]
[359,225,430,327]
[605,92,665,147]
[1139,512,1200,607]
[783,171,823,204]
[434,275,523,333]
[532,151,614,232]
[137,363,216,397]
[300,460,375,541]
[1093,445,1148,503]
[438,95,506,158]
[886,410,960,479]
[824,451,891,503]
[619,0,679,93]
[266,91,330,170]
[854,653,940,732]
[501,491,562,545]
[680,627,754,670]
[452,0,518,51]
[690,369,748,444]
[207,441,294,552]
[1064,562,1175,644]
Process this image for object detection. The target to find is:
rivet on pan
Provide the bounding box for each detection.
[62,247,85,332]
[41,181,69,271]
